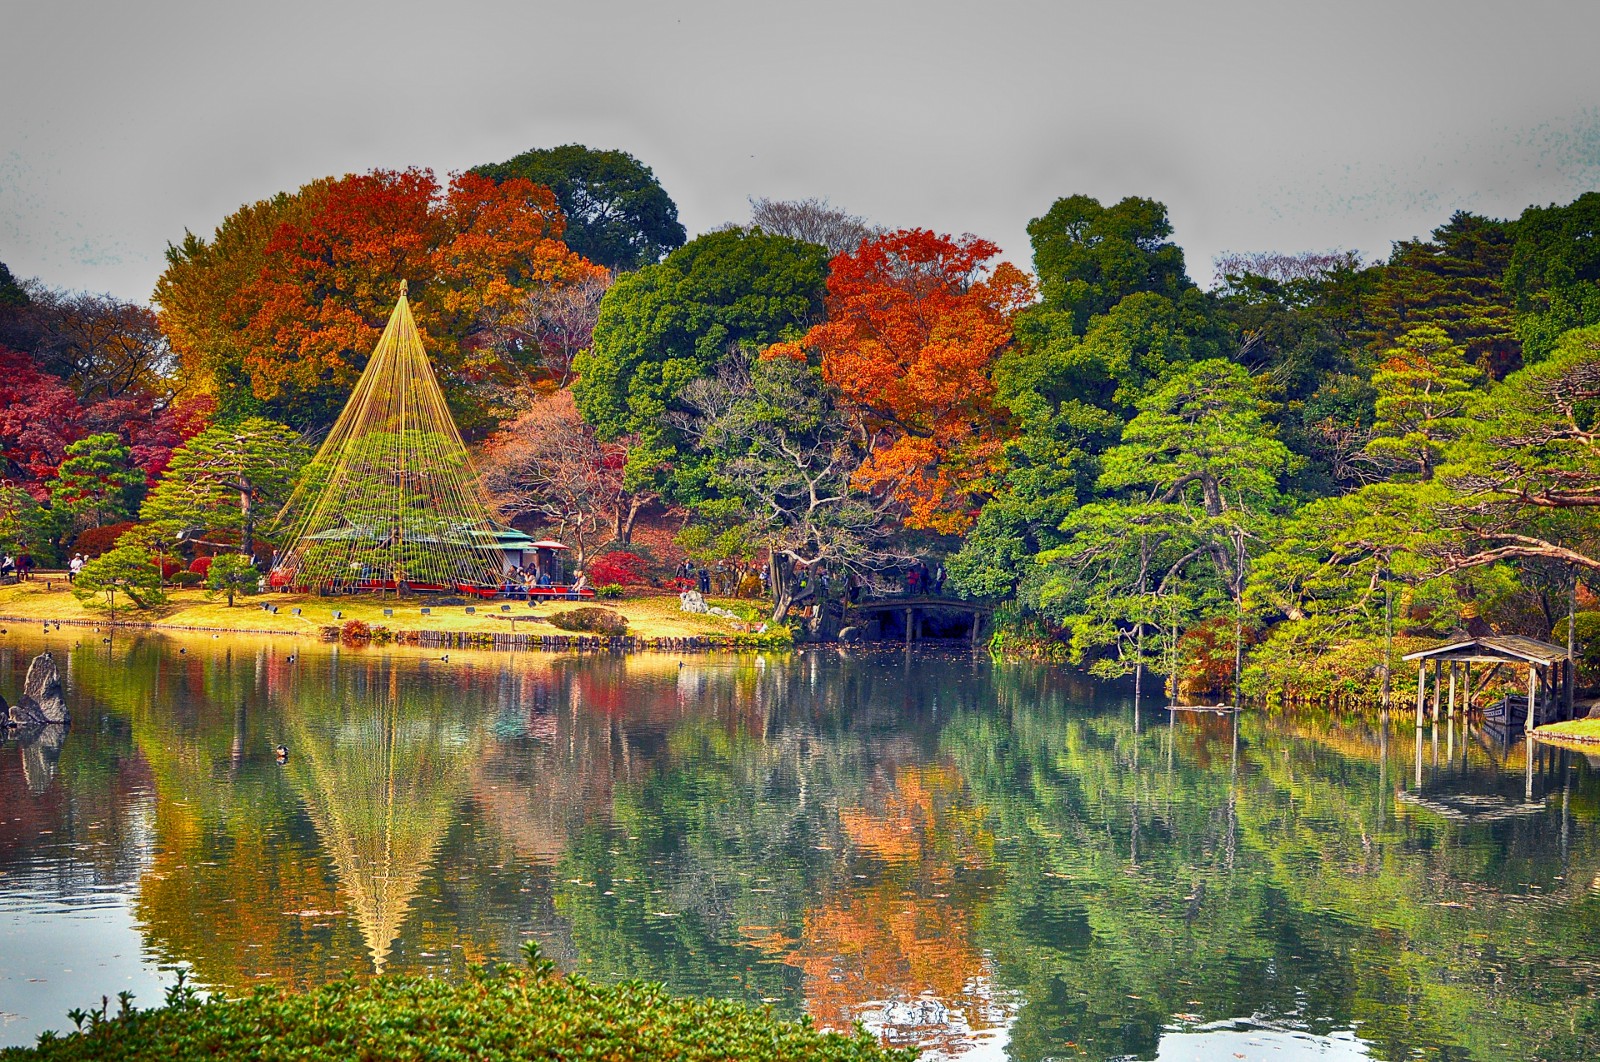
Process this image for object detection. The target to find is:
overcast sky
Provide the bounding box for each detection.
[4,0,1600,303]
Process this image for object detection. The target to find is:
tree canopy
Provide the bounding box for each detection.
[571,227,829,493]
[472,144,686,271]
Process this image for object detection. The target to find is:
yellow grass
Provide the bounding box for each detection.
[0,579,763,641]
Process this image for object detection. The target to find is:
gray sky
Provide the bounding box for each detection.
[4,0,1600,303]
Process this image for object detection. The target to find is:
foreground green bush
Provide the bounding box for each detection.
[549,606,629,635]
[4,949,913,1062]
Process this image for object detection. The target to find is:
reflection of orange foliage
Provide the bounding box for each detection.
[786,880,997,1052]
[839,764,992,869]
[787,763,1002,1053]
[136,796,357,991]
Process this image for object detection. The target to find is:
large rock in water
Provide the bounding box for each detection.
[7,651,67,726]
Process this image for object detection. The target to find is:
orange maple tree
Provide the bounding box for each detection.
[770,230,1032,534]
[160,168,606,430]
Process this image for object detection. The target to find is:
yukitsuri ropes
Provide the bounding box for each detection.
[271,287,506,592]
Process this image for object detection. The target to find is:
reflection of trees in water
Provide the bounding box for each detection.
[945,682,1600,1062]
[44,639,1600,1061]
[68,639,502,987]
[482,651,1039,1055]
[788,763,1011,1053]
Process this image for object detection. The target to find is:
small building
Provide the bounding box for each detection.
[1402,635,1575,733]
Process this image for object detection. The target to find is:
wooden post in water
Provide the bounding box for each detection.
[1415,662,1427,728]
[1431,660,1442,722]
[1527,665,1538,735]
[904,608,913,646]
[1447,664,1457,719]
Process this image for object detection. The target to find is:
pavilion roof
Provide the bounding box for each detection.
[1401,634,1569,666]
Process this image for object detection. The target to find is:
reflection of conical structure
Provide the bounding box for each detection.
[271,290,504,590]
[286,694,477,973]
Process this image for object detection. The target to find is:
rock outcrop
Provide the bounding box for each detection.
[6,651,68,727]
[678,590,743,621]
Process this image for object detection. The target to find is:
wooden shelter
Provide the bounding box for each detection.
[1401,635,1575,734]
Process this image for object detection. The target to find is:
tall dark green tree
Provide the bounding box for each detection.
[1027,194,1194,334]
[572,228,829,495]
[139,416,308,555]
[1356,211,1518,374]
[1506,191,1600,363]
[0,259,29,309]
[472,144,686,271]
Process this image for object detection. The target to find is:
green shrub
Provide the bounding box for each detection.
[205,553,258,607]
[3,947,913,1061]
[596,583,625,599]
[71,545,165,612]
[168,571,204,588]
[549,607,628,636]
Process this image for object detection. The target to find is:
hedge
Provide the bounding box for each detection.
[2,947,913,1062]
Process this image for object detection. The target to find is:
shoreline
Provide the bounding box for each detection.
[0,581,791,652]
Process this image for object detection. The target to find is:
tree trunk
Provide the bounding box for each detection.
[769,551,795,623]
[240,481,255,558]
[614,496,643,546]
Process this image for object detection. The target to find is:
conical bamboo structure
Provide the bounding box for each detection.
[271,287,505,591]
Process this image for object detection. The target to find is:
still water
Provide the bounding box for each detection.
[1,632,1597,1060]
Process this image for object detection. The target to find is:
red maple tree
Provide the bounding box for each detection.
[770,230,1032,533]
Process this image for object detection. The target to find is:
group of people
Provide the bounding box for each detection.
[1,551,36,583]
[674,560,768,598]
[904,560,946,596]
[505,564,587,594]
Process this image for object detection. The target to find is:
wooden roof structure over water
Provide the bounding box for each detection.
[1401,634,1568,666]
[1402,634,1576,733]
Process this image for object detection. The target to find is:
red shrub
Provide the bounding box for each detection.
[158,559,184,578]
[72,522,136,557]
[587,551,650,586]
[188,556,213,576]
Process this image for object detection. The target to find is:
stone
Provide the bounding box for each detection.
[21,651,67,724]
[838,626,863,643]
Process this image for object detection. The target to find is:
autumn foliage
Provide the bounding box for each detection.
[771,230,1032,533]
[158,168,607,429]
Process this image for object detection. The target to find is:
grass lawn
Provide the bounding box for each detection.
[0,578,773,642]
[1534,717,1600,743]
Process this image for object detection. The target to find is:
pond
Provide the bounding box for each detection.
[1,632,1598,1060]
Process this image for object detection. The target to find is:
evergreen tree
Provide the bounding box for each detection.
[1364,325,1483,480]
[1357,212,1519,375]
[205,552,258,607]
[140,416,308,556]
[72,544,165,611]
[51,432,144,531]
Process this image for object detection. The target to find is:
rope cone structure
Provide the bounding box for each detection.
[271,287,506,593]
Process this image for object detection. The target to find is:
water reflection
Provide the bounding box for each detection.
[1,634,1599,1061]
